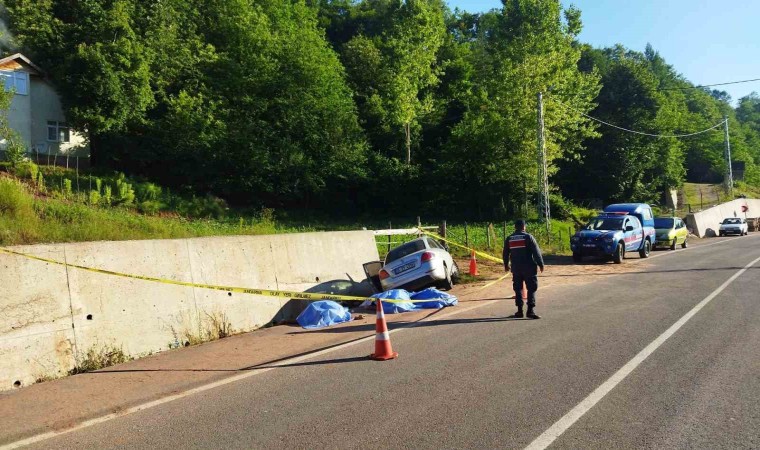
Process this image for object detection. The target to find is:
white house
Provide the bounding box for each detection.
[0,53,89,164]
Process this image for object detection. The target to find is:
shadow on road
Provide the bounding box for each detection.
[90,315,521,375]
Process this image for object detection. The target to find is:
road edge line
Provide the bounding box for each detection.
[524,253,760,450]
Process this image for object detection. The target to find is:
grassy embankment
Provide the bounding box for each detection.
[1,162,590,260]
[0,163,327,246]
[680,182,760,213]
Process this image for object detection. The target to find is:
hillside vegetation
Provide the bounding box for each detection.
[1,0,759,221]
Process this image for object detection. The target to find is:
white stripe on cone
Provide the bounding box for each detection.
[376,331,390,341]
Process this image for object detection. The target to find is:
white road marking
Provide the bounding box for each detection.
[525,253,760,450]
[1,300,498,450]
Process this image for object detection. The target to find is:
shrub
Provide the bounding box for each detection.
[177,195,228,219]
[69,344,130,374]
[63,179,73,198]
[88,190,101,205]
[135,182,162,203]
[0,177,34,217]
[113,173,135,205]
[3,137,26,168]
[102,185,112,205]
[137,200,163,215]
[12,161,39,182]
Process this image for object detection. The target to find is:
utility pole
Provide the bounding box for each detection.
[537,92,551,233]
[723,115,733,194]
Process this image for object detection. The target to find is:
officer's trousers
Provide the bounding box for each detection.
[512,265,538,308]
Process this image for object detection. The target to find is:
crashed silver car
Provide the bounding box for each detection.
[379,236,460,291]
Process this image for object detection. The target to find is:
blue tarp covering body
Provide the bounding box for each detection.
[410,288,459,309]
[296,301,352,329]
[370,288,458,314]
[297,289,460,328]
[371,289,416,313]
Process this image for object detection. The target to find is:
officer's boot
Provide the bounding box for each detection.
[526,307,540,319]
[512,305,524,319]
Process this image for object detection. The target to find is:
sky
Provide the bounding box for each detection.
[447,0,760,105]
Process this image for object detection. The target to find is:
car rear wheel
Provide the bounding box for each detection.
[440,263,453,291]
[451,261,461,284]
[613,243,624,264]
[639,240,651,258]
[572,252,582,263]
[681,238,688,248]
[670,238,677,251]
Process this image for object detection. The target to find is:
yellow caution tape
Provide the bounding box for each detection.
[0,246,507,304]
[420,230,505,264]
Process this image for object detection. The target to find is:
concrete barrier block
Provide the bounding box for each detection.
[687,198,760,237]
[1,230,380,390]
[64,240,198,356]
[0,246,76,390]
[187,236,283,335]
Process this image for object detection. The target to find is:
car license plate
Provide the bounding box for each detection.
[583,244,595,248]
[393,262,415,275]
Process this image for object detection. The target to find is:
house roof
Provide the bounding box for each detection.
[0,53,45,76]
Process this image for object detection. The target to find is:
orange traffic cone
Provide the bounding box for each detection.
[468,250,479,276]
[370,299,398,361]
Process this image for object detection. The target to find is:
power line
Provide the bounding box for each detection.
[549,97,726,138]
[658,77,760,91]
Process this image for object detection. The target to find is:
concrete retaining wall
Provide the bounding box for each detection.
[684,198,760,237]
[0,231,378,391]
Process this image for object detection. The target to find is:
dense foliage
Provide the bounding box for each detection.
[2,0,759,219]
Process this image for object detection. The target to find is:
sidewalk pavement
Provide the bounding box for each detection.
[0,274,511,446]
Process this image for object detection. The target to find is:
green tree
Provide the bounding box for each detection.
[338,0,446,164]
[440,0,599,217]
[0,87,26,167]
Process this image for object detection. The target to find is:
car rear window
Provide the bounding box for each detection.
[386,240,426,263]
[654,218,674,228]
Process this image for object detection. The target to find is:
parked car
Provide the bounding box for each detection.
[719,217,748,236]
[570,213,648,263]
[603,203,656,249]
[379,236,460,291]
[653,217,688,250]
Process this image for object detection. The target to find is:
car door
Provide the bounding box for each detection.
[623,217,635,251]
[676,219,687,242]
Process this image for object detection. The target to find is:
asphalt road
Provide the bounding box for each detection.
[23,235,760,449]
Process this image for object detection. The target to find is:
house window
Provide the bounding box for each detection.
[47,121,71,143]
[0,70,29,95]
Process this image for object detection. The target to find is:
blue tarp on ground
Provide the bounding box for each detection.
[371,289,417,314]
[296,300,352,329]
[369,288,458,313]
[410,288,459,309]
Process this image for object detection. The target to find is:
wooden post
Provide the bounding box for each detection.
[559,229,563,251]
[464,222,469,248]
[486,224,491,250]
[416,216,421,236]
[439,220,448,250]
[387,221,392,254]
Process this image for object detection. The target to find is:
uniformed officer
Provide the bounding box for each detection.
[503,219,545,319]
